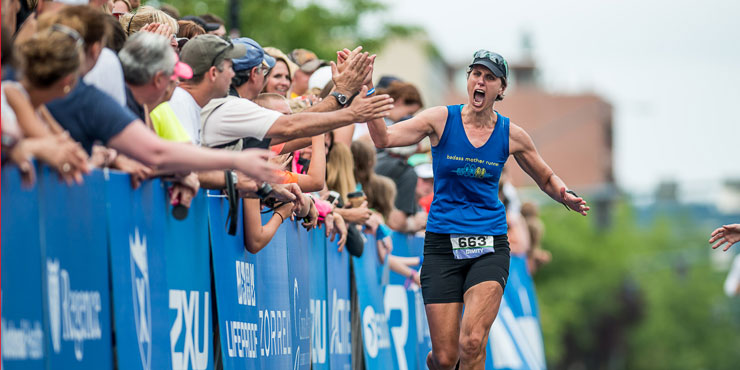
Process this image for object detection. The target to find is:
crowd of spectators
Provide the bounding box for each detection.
[1,0,551,288]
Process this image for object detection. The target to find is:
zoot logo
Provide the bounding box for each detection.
[329,289,350,356]
[361,305,391,358]
[130,229,152,370]
[46,258,103,361]
[309,298,326,364]
[169,289,210,370]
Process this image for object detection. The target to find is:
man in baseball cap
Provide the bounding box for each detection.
[169,34,247,145]
[288,48,326,98]
[229,37,276,100]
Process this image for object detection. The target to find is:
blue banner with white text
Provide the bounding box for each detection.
[39,169,113,369]
[164,191,214,370]
[1,167,546,370]
[1,167,45,370]
[106,174,172,370]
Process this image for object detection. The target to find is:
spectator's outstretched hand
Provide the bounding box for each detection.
[266,183,298,203]
[331,47,372,95]
[710,224,740,251]
[337,47,375,87]
[235,148,282,184]
[113,154,152,189]
[348,86,394,122]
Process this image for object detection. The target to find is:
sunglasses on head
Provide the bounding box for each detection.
[210,39,234,68]
[473,49,508,76]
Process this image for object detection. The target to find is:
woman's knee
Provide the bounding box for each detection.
[459,333,485,359]
[430,349,459,369]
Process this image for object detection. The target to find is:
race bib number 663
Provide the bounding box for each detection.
[450,234,495,259]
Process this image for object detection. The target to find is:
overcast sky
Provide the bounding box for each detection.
[380,0,740,193]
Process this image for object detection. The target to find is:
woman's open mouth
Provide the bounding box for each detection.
[473,89,485,106]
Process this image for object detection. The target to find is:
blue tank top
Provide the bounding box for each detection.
[426,104,509,235]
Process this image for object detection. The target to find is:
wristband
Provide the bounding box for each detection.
[274,211,285,223]
[366,87,375,96]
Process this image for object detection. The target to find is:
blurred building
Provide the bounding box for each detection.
[373,34,455,108]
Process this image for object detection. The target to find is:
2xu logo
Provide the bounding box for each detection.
[169,290,210,370]
[46,258,103,361]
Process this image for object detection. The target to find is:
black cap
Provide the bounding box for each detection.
[469,49,509,80]
[182,15,221,33]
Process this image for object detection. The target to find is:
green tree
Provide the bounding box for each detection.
[535,202,740,369]
[159,0,415,59]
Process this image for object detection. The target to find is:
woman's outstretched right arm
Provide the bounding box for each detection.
[366,106,447,148]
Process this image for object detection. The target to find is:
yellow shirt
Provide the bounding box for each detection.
[150,102,191,142]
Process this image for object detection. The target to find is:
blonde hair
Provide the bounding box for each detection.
[326,142,356,204]
[119,5,178,36]
[366,175,396,220]
[17,27,82,87]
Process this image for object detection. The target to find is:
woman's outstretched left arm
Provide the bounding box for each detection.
[509,123,590,216]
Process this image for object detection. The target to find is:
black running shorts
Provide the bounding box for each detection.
[420,231,510,304]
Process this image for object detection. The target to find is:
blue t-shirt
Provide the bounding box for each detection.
[46,80,137,154]
[426,104,509,236]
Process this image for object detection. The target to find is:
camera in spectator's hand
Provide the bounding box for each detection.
[346,191,366,208]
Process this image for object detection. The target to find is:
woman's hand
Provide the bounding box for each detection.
[560,187,590,216]
[332,213,348,251]
[710,224,740,251]
[301,200,319,230]
[336,201,372,224]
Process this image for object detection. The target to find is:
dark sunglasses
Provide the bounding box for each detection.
[211,39,234,68]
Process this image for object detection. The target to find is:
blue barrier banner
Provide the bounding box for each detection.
[1,167,45,370]
[486,255,546,370]
[164,191,214,370]
[384,232,428,370]
[352,234,394,369]
[254,213,294,368]
[308,228,329,369]
[326,239,351,370]
[106,173,172,370]
[207,195,260,369]
[286,223,312,370]
[38,168,113,369]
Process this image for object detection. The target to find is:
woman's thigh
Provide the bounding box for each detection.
[425,302,464,355]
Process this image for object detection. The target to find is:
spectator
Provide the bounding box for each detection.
[40,6,281,185]
[111,0,130,18]
[170,34,244,145]
[378,81,423,123]
[288,48,325,98]
[262,47,297,98]
[253,93,326,192]
[129,0,140,10]
[181,15,220,35]
[375,146,427,233]
[176,20,205,39]
[414,162,434,214]
[159,3,180,20]
[522,202,551,274]
[105,14,128,52]
[199,13,226,37]
[119,5,178,37]
[2,23,90,184]
[201,38,393,155]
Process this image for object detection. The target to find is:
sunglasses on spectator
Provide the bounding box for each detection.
[210,39,235,68]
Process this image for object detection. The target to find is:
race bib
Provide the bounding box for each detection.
[450,234,495,259]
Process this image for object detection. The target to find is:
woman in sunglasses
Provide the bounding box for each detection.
[366,49,589,369]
